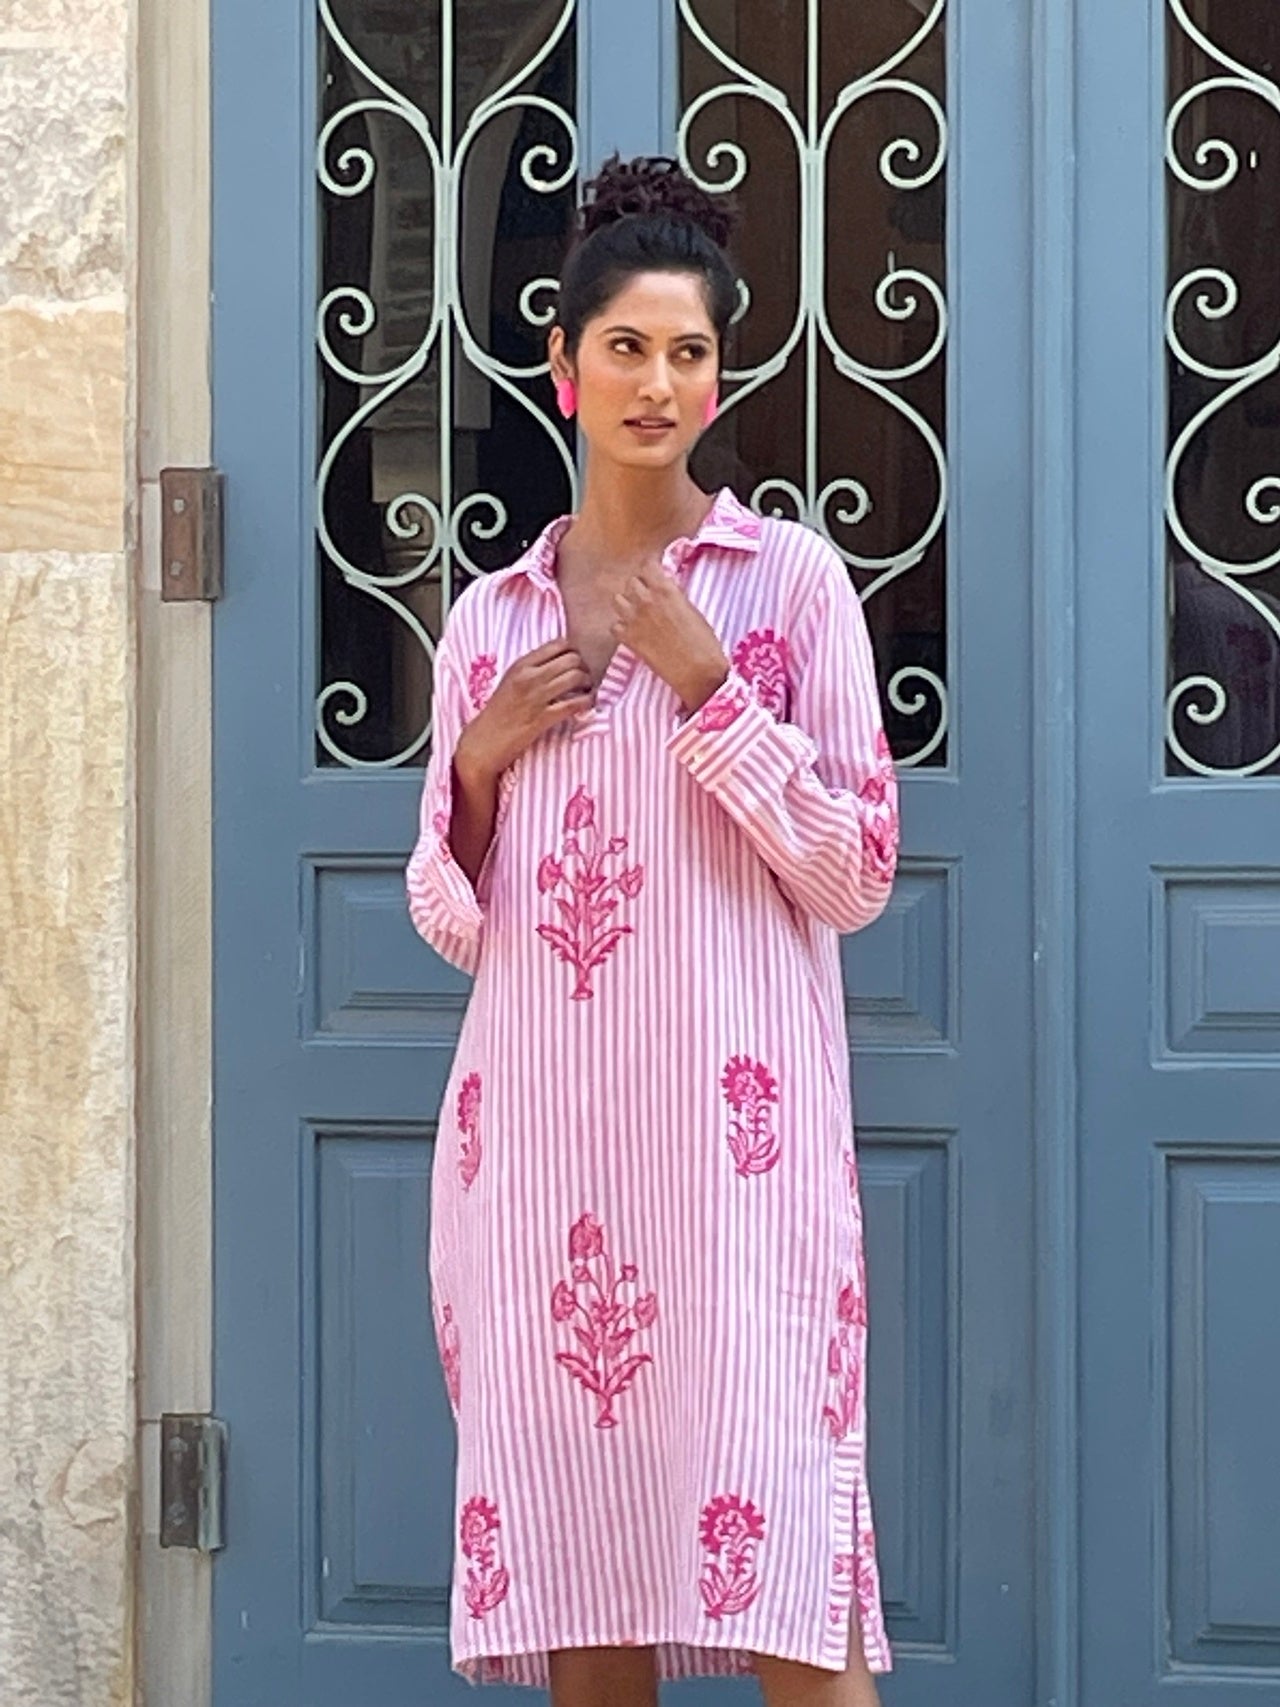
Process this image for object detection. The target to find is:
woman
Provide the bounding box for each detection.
[407,154,900,1707]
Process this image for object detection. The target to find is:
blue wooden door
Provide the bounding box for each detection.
[1076,5,1280,1704]
[211,3,1039,1702]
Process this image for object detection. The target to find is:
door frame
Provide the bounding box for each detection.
[135,0,217,1704]
[1027,0,1081,1704]
[137,0,1090,1703]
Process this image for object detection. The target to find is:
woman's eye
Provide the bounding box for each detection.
[610,340,709,360]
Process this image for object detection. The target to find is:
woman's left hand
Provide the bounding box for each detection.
[611,559,730,714]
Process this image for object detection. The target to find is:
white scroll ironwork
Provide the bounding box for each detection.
[677,0,949,766]
[1165,0,1280,777]
[316,0,578,767]
[317,1,949,768]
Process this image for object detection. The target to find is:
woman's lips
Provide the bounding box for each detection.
[624,418,676,436]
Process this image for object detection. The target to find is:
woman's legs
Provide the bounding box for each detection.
[548,1645,659,1707]
[753,1609,883,1707]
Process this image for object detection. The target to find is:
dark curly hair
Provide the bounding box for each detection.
[554,153,741,358]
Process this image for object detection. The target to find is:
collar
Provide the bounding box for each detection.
[515,484,763,590]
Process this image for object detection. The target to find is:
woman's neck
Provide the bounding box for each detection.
[567,464,714,564]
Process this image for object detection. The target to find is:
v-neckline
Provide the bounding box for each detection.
[536,486,745,730]
[591,637,636,714]
[551,601,637,733]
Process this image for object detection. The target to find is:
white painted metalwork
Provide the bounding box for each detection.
[677,0,949,766]
[316,0,579,767]
[316,1,948,767]
[1164,0,1280,776]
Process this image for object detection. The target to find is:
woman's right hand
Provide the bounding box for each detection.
[454,641,594,785]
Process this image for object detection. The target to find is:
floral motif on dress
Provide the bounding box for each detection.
[467,653,498,711]
[437,1302,461,1413]
[720,1055,782,1176]
[698,1493,766,1619]
[536,786,644,1000]
[851,1487,886,1651]
[459,1495,509,1619]
[697,676,749,733]
[823,1278,868,1441]
[551,1212,657,1429]
[858,728,900,883]
[732,627,790,716]
[842,1146,868,1251]
[828,1550,859,1629]
[456,1070,482,1191]
[431,796,453,863]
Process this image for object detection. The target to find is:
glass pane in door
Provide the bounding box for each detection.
[1165,1,1280,777]
[316,0,579,767]
[680,0,949,767]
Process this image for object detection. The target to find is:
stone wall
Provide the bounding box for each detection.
[0,0,136,1703]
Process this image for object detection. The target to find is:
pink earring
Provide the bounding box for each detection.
[702,386,719,427]
[555,377,577,419]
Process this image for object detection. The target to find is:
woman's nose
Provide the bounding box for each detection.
[639,360,673,399]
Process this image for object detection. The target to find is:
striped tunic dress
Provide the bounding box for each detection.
[406,484,899,1687]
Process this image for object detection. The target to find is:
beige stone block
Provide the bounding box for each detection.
[0,0,125,40]
[137,0,211,474]
[0,547,135,1707]
[0,42,126,299]
[0,299,126,551]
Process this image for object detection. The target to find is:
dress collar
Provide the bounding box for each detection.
[515,484,763,590]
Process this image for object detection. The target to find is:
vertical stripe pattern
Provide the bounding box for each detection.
[406,487,898,1686]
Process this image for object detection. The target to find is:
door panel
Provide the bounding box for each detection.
[212,2,1036,1701]
[1077,2,1280,1701]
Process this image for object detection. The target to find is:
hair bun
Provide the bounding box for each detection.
[579,152,738,250]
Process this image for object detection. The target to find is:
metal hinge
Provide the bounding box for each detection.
[159,467,224,602]
[159,1413,227,1551]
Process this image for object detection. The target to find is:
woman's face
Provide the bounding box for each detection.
[551,269,719,470]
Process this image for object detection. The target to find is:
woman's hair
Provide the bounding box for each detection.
[555,153,740,357]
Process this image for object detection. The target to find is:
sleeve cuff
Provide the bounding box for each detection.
[665,668,809,807]
[427,802,486,931]
[474,764,516,904]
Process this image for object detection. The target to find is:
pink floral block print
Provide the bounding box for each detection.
[438,1303,461,1412]
[467,652,498,711]
[699,1493,766,1619]
[431,797,453,863]
[852,1511,882,1642]
[859,729,900,883]
[843,1146,867,1228]
[720,1055,781,1176]
[732,627,790,716]
[459,1495,510,1619]
[551,1213,657,1429]
[536,786,645,1000]
[828,1550,858,1628]
[823,1279,868,1441]
[456,1070,482,1191]
[830,1529,882,1649]
[854,1514,881,1633]
[697,680,747,732]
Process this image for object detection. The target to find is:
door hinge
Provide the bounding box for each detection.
[159,467,224,602]
[159,1413,227,1551]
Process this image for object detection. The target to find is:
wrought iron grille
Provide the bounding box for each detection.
[1165,0,1280,777]
[315,1,947,769]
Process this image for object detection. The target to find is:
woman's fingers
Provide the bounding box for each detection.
[523,639,581,666]
[543,689,595,725]
[538,660,592,699]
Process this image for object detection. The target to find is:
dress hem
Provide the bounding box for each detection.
[453,1628,894,1689]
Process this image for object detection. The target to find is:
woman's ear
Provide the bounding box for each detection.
[547,324,569,382]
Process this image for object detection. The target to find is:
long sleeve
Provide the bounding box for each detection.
[406,618,492,976]
[665,540,899,933]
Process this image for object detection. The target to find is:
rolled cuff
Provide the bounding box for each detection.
[665,668,810,810]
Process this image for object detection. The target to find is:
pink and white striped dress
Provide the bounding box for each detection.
[407,485,899,1687]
